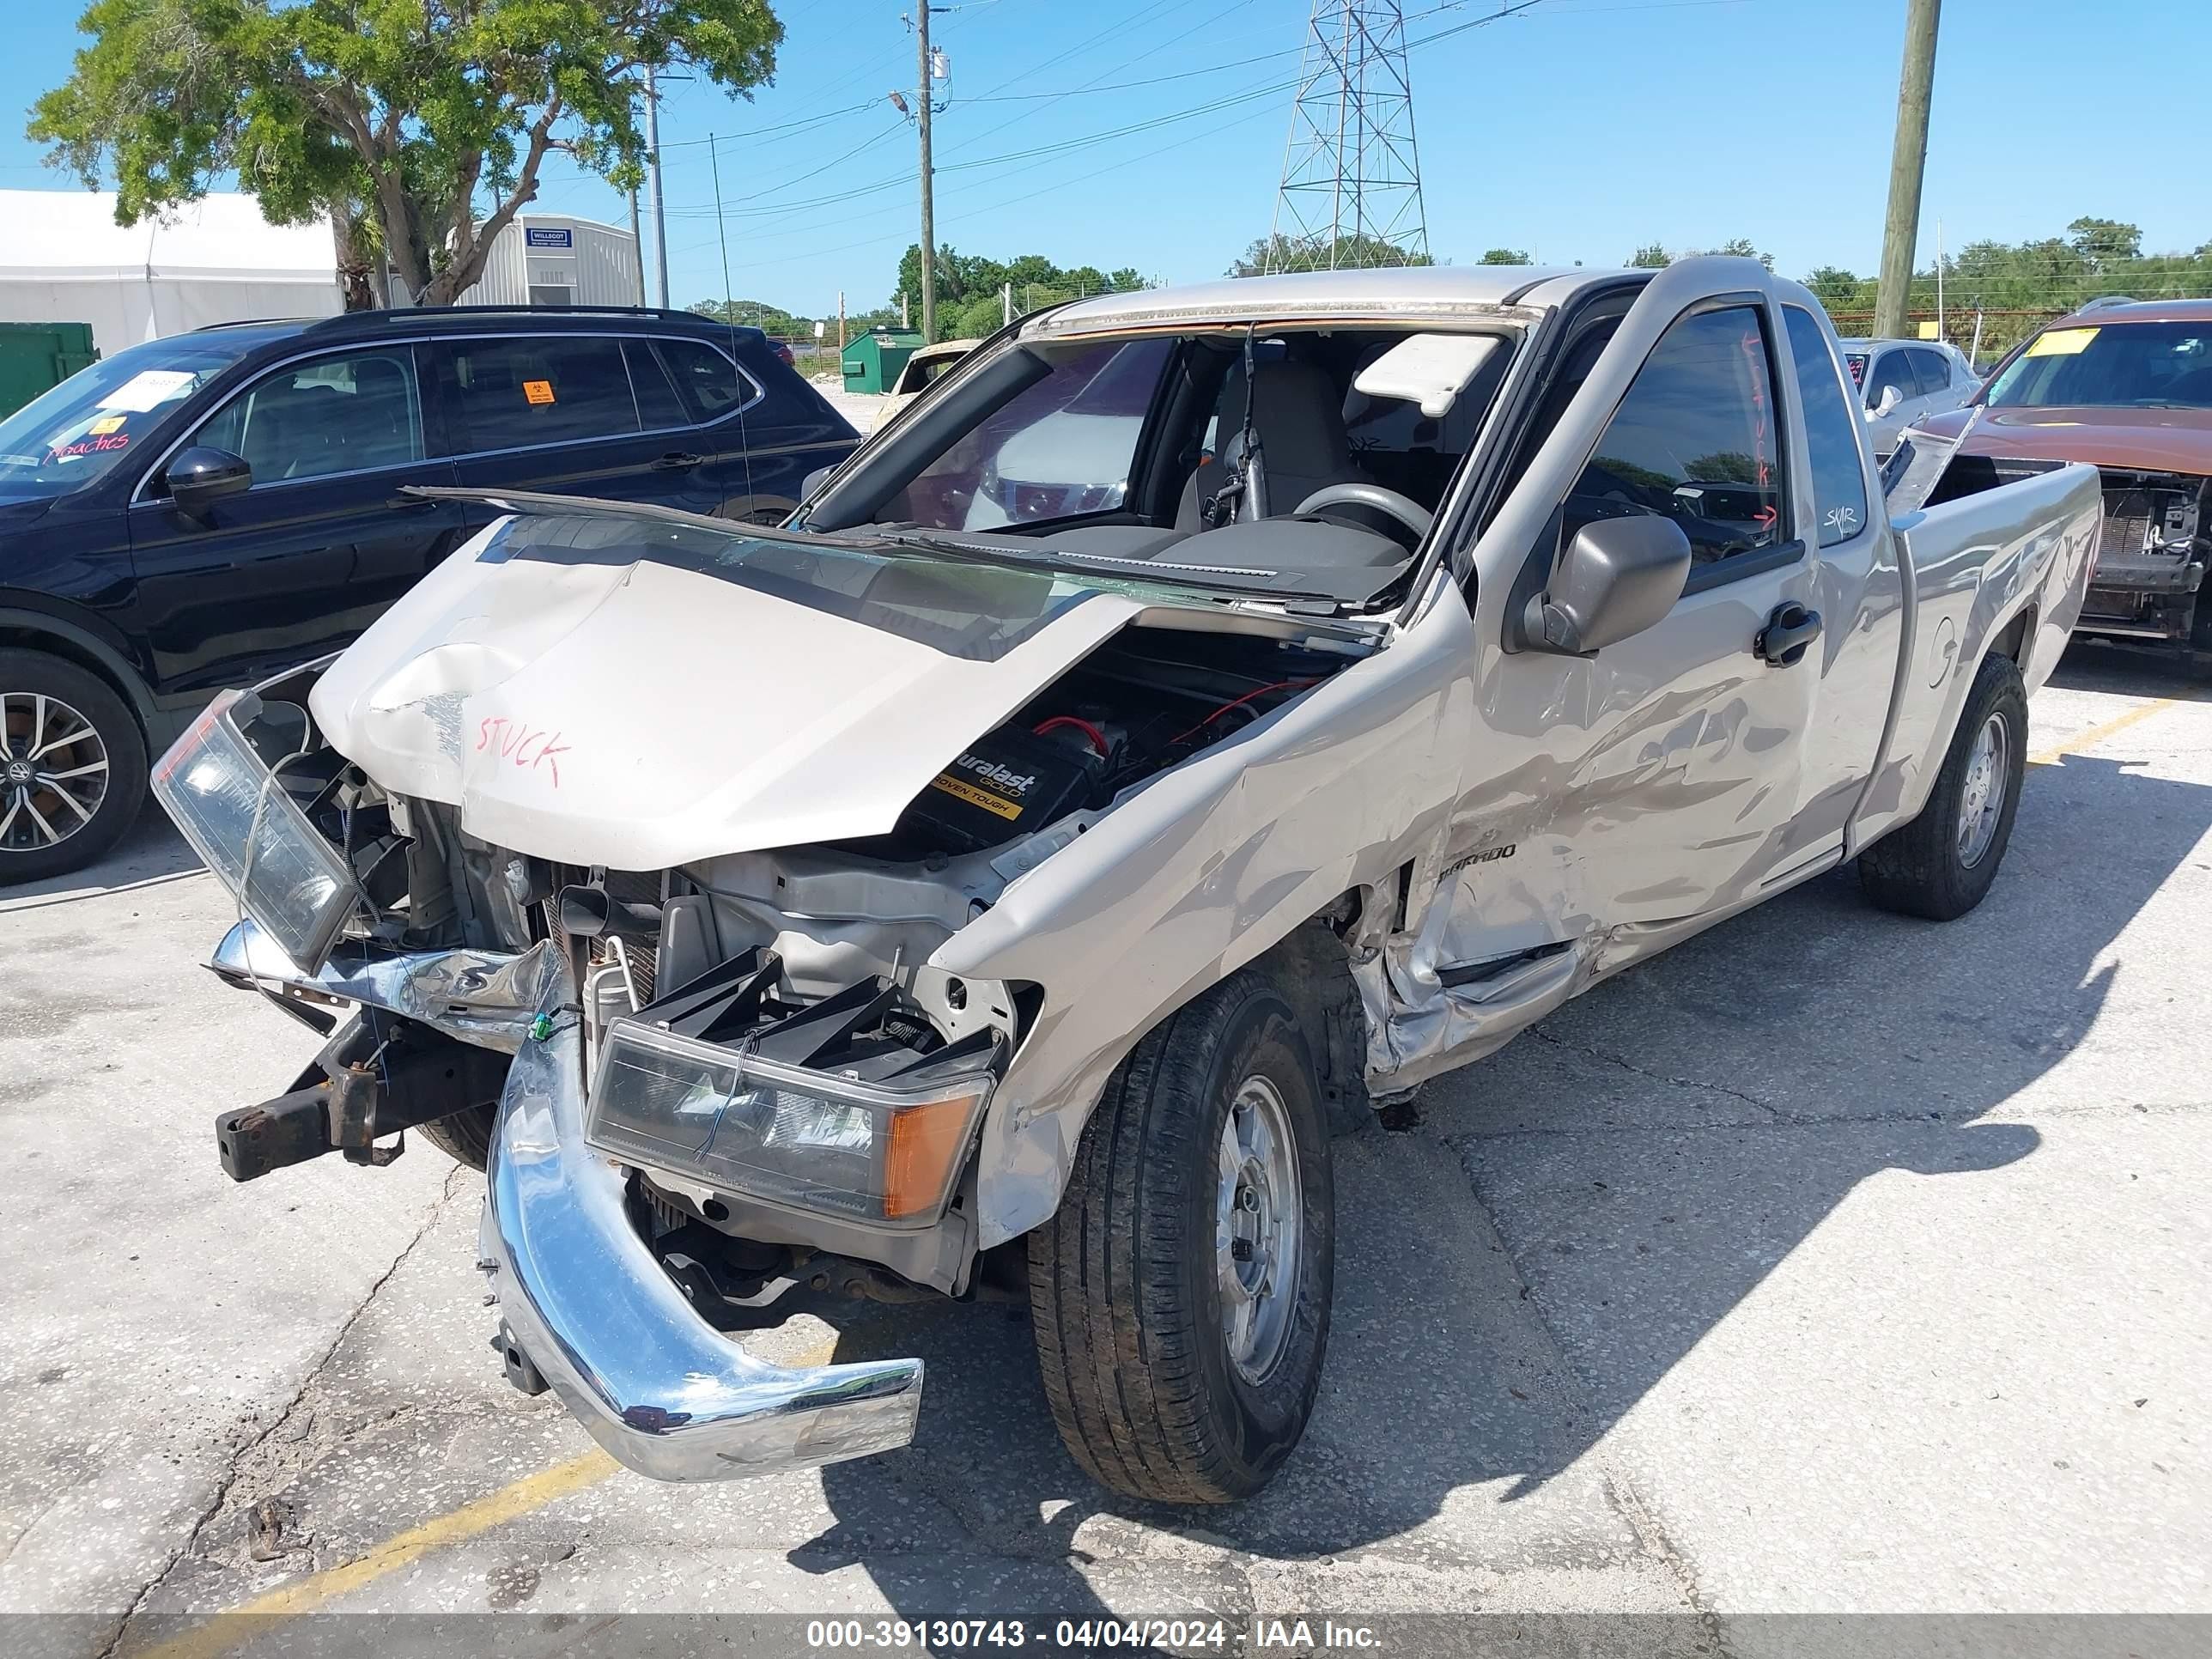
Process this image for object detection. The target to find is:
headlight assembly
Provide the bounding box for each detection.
[151,690,356,973]
[583,1017,994,1229]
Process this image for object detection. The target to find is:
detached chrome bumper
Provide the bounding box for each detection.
[213,921,926,1480]
[208,920,562,1054]
[483,1018,925,1480]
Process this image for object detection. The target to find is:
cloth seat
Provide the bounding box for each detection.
[1176,358,1370,531]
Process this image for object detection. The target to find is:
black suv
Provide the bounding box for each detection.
[0,307,859,882]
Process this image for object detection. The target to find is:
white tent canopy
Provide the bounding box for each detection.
[0,191,342,357]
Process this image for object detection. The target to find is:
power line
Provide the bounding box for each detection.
[653,0,1556,282]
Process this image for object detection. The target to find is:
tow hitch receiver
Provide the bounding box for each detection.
[216,1017,508,1182]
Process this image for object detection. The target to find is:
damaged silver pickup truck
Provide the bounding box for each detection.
[156,258,2100,1504]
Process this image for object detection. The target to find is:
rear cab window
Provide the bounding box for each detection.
[1783,307,1871,546]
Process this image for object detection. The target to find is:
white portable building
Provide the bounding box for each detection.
[460,213,642,308]
[0,190,342,356]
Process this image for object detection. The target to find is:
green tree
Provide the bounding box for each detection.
[1479,247,1531,264]
[690,298,812,337]
[1704,238,1775,270]
[30,0,781,307]
[1229,231,1433,276]
[2067,216,2142,270]
[1628,242,1671,269]
[1803,266,1861,308]
[893,244,1148,338]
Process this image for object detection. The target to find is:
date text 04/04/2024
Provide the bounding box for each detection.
[801,1618,1384,1650]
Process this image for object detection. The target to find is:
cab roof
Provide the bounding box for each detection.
[1028,264,1650,336]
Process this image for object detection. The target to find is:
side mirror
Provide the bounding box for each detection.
[167,447,252,520]
[801,465,835,501]
[1871,385,1903,418]
[1521,515,1692,656]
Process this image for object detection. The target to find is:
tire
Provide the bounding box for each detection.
[1027,970,1334,1504]
[0,648,148,886]
[418,1105,495,1172]
[1859,651,2027,921]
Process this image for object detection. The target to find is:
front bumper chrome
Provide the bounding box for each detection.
[214,921,927,1480]
[209,920,562,1054]
[483,1012,925,1480]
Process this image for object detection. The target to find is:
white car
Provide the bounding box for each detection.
[877,337,980,428]
[1839,337,1980,459]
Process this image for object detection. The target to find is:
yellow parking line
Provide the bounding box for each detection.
[145,1334,844,1659]
[2028,696,2179,767]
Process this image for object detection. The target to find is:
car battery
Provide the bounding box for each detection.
[900,723,1106,854]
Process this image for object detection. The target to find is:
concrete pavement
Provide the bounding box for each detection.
[1,645,2205,1655]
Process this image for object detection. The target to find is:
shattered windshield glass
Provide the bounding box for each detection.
[476,512,1210,662]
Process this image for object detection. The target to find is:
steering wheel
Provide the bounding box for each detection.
[1292,483,1434,549]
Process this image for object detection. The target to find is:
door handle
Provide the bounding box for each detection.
[1755,602,1822,667]
[652,451,705,471]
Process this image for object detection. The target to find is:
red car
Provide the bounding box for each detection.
[1918,298,2211,665]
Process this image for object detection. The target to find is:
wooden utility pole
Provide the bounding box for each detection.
[1875,0,1941,339]
[916,6,937,343]
[646,65,671,308]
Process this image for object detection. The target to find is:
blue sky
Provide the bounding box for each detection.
[2,0,2205,317]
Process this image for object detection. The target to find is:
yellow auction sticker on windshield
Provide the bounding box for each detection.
[89,414,127,434]
[2027,327,2099,357]
[523,379,556,404]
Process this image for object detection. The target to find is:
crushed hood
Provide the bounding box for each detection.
[308,514,1158,868]
[1923,404,2212,475]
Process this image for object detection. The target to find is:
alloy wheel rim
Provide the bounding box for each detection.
[1,691,111,853]
[1216,1073,1303,1384]
[1956,711,2008,869]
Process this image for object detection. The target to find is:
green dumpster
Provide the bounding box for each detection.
[0,322,99,419]
[841,328,923,395]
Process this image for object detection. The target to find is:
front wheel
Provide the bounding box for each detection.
[1859,652,2027,921]
[0,650,147,886]
[1027,971,1334,1504]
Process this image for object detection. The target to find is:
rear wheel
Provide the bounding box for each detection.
[1027,971,1334,1504]
[0,650,147,885]
[1859,652,2027,921]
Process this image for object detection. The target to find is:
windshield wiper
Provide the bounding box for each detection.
[874,527,1340,605]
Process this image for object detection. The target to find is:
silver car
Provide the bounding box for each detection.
[159,258,2099,1504]
[1839,336,1981,458]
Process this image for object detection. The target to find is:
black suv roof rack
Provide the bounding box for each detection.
[191,316,325,332]
[298,304,763,334]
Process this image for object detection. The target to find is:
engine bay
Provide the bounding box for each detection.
[856,622,1360,862]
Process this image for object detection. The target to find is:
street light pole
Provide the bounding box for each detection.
[1875,0,1941,339]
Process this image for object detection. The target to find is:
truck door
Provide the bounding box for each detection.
[1459,299,1820,966]
[1777,304,1899,851]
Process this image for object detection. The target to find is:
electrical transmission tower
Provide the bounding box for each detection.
[1267,0,1430,273]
